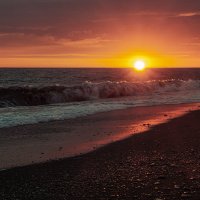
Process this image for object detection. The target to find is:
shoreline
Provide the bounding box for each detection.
[0,107,200,199]
[0,102,200,170]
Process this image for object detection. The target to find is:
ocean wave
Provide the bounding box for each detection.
[0,79,199,107]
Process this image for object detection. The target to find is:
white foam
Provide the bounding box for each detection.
[0,88,200,128]
[1,79,200,107]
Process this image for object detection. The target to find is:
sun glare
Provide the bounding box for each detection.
[133,60,146,71]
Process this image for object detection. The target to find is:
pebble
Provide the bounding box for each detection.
[170,163,177,167]
[174,185,180,189]
[150,163,156,166]
[181,193,191,198]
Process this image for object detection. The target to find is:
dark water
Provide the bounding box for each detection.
[0,68,200,87]
[0,68,200,128]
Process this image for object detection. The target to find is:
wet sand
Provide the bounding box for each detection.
[0,103,200,169]
[0,104,200,199]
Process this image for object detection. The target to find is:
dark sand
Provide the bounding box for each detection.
[0,109,200,199]
[0,103,199,169]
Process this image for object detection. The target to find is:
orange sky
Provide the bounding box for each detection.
[0,0,200,68]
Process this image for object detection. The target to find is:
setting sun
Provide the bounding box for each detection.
[133,60,146,71]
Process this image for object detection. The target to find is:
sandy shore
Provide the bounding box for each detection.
[0,105,200,199]
[0,103,200,169]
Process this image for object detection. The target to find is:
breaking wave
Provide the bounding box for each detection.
[0,79,199,107]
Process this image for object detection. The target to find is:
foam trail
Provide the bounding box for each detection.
[0,88,200,128]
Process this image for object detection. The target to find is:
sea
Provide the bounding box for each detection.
[0,68,200,128]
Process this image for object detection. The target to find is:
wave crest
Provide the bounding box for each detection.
[0,79,199,107]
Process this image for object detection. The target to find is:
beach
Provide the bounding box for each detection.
[0,103,200,199]
[1,0,200,198]
[0,103,199,170]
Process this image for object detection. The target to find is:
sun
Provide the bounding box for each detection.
[133,60,146,71]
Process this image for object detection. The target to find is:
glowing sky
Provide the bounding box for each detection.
[1,0,200,67]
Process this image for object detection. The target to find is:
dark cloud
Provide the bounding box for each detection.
[0,0,200,47]
[0,33,57,47]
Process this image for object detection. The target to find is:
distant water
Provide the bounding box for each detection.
[1,68,200,128]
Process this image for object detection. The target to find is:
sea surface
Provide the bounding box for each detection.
[1,68,200,128]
